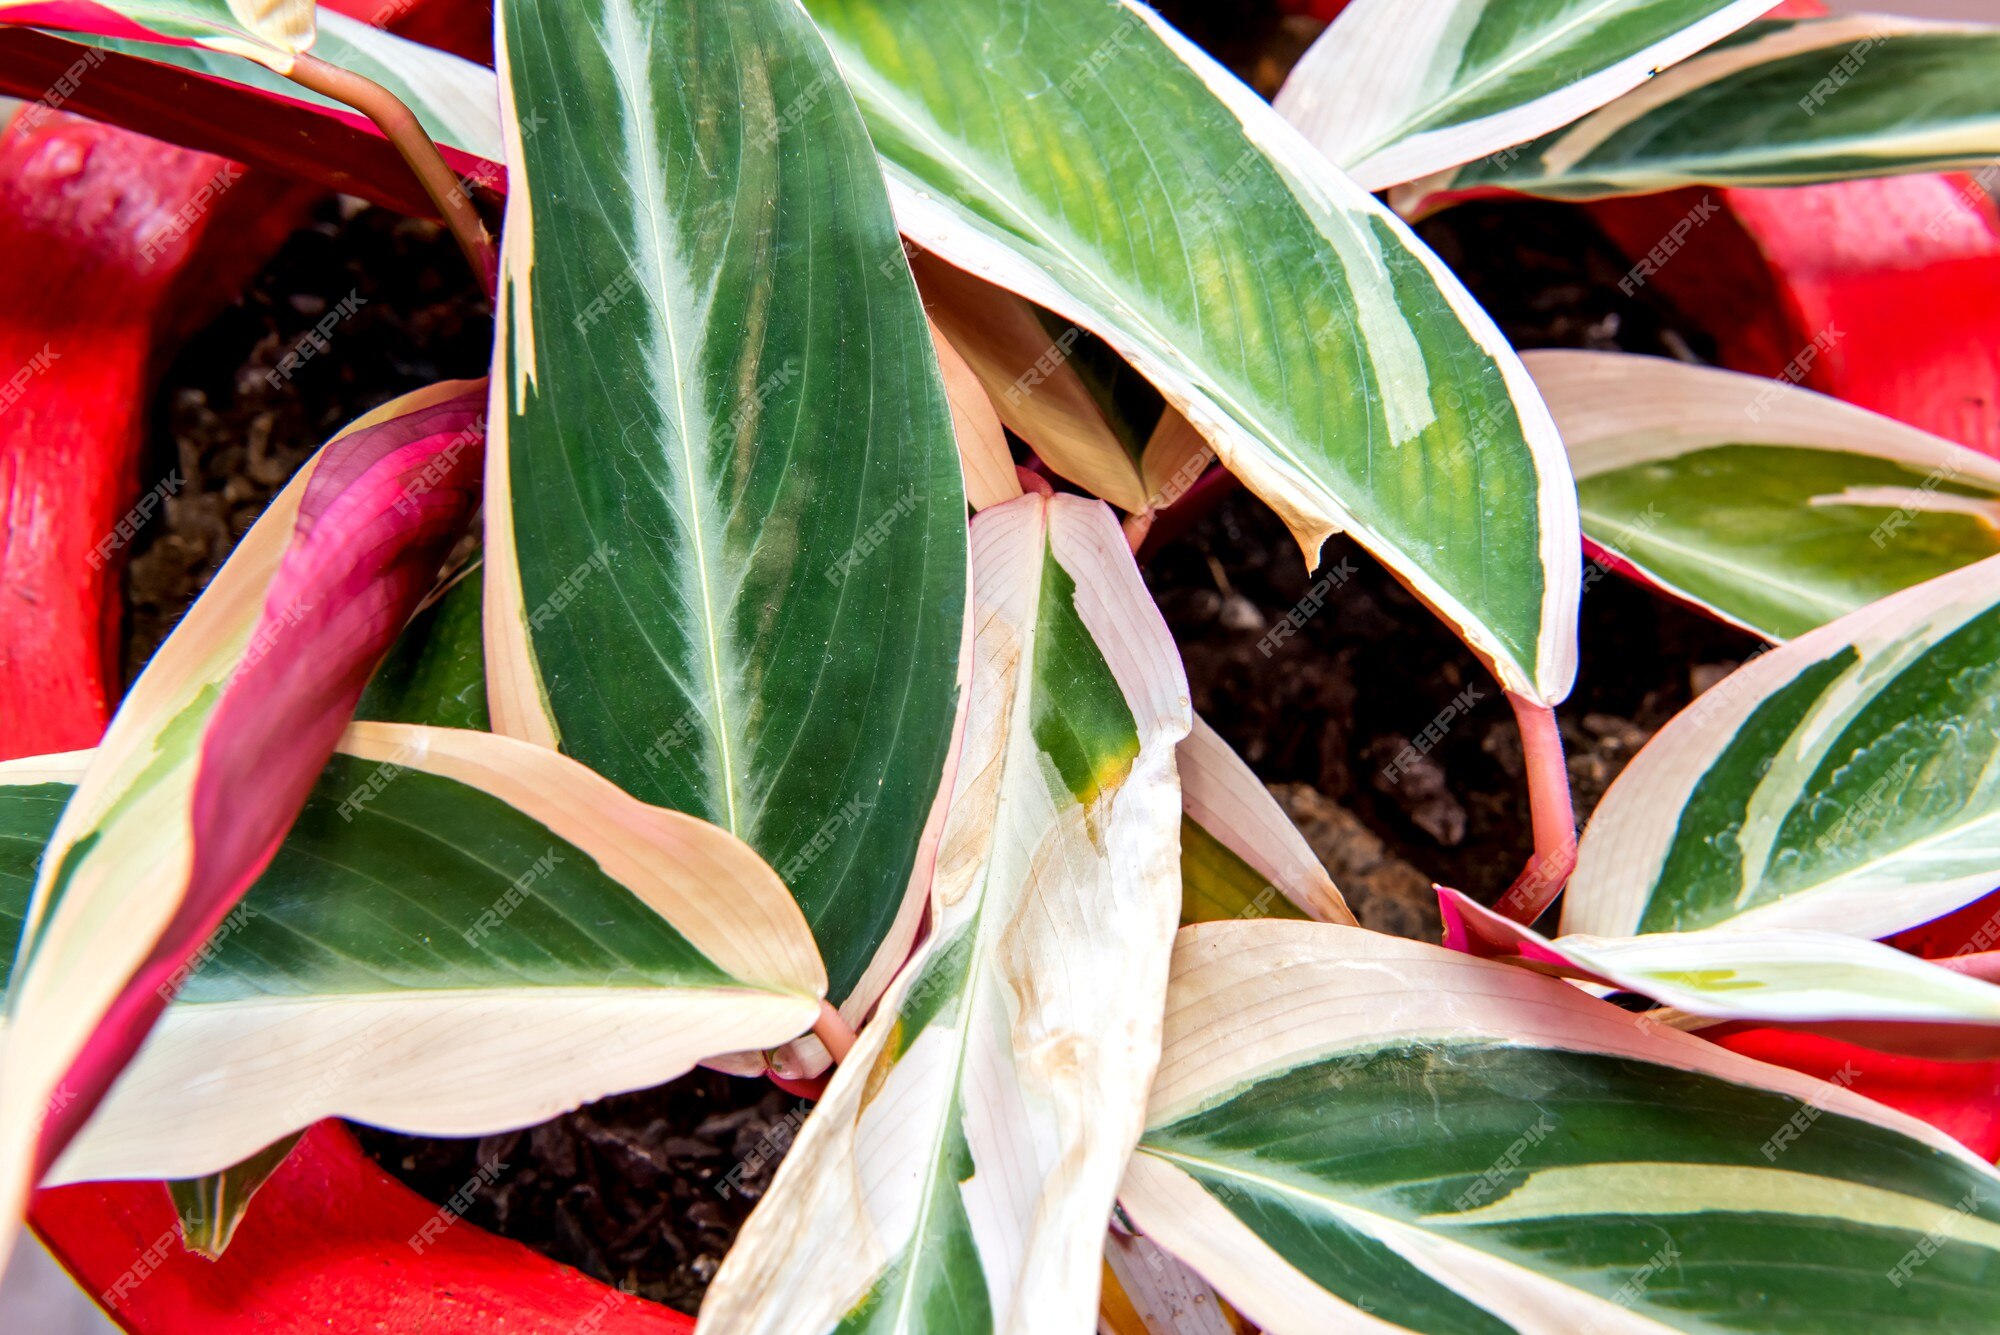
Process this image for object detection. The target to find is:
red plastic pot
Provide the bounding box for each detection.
[37,1125,694,1334]
[1582,172,2000,459]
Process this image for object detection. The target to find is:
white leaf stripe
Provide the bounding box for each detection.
[1531,351,2000,486]
[45,988,814,1185]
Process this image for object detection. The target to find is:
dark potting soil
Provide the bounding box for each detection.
[131,79,1763,1328]
[123,196,492,675]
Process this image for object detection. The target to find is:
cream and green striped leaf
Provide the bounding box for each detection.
[0,725,825,1187]
[487,0,966,1018]
[700,495,1191,1334]
[1565,553,2000,942]
[1276,0,1780,193]
[1404,16,2000,206]
[0,0,312,70]
[1534,351,2000,641]
[804,0,1580,705]
[1178,715,1352,928]
[1124,921,2000,1334]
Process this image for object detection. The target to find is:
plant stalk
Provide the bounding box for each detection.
[1495,693,1577,925]
[812,1000,857,1065]
[1121,506,1155,552]
[285,53,497,296]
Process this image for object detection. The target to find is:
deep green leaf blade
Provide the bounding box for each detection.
[803,0,1579,703]
[355,558,489,731]
[486,0,967,1009]
[1127,922,2000,1333]
[167,1132,301,1259]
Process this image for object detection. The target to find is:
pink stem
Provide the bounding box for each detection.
[1494,693,1577,925]
[812,1000,858,1064]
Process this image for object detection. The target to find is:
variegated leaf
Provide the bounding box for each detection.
[1275,0,1780,193]
[1566,553,2000,941]
[1403,15,2000,207]
[804,0,1580,705]
[1177,716,1352,928]
[486,0,967,1019]
[0,725,825,1187]
[1442,886,2000,1059]
[0,0,313,70]
[1535,350,2000,642]
[0,383,485,1265]
[1124,920,2000,1334]
[699,494,1191,1334]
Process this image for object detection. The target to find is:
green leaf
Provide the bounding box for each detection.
[1126,920,2000,1333]
[0,0,314,70]
[486,0,967,1016]
[1406,16,2000,205]
[1536,350,2000,641]
[803,0,1580,704]
[1276,0,1780,191]
[700,495,1191,1335]
[355,557,489,731]
[167,1132,301,1260]
[1565,553,2000,941]
[0,725,825,1187]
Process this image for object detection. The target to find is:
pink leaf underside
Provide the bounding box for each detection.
[2,2,169,45]
[39,386,486,1172]
[1437,885,1593,977]
[1436,885,2000,1060]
